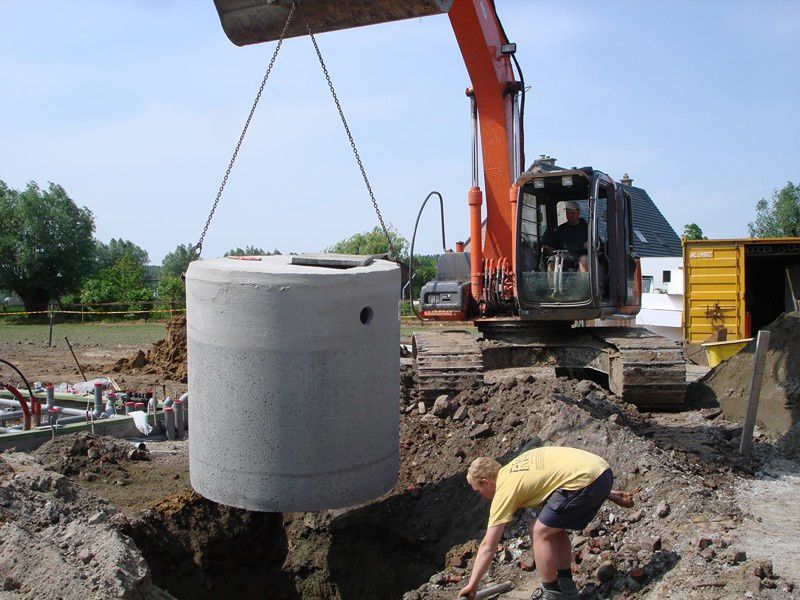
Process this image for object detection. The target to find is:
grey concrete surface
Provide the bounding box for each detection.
[186,255,400,511]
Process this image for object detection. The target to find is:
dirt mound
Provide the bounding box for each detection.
[234,372,790,599]
[0,452,171,599]
[34,432,150,486]
[121,489,293,600]
[111,316,188,383]
[688,311,800,433]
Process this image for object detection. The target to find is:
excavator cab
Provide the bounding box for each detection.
[515,167,641,321]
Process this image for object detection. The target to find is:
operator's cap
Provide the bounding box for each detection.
[564,201,580,211]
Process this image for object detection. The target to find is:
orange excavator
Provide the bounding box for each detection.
[211,0,686,408]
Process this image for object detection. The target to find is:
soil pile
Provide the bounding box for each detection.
[264,371,795,599]
[34,432,150,486]
[688,311,800,432]
[111,316,188,383]
[0,452,171,599]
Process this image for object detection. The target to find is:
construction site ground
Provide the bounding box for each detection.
[0,319,798,599]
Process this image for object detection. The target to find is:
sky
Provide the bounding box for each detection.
[1,0,798,265]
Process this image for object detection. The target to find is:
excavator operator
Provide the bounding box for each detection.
[541,201,589,272]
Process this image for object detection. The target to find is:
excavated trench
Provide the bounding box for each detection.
[122,475,485,599]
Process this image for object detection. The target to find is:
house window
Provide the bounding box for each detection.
[634,229,648,243]
[642,276,654,293]
[662,270,671,283]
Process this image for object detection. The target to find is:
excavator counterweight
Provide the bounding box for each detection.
[213,0,453,46]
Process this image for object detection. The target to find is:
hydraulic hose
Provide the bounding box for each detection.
[405,191,448,319]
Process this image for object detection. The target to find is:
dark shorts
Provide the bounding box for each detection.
[538,468,613,530]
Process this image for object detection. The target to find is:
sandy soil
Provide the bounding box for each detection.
[2,323,799,599]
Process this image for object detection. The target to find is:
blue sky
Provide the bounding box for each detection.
[2,1,798,264]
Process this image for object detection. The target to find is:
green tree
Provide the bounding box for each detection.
[0,180,95,313]
[80,252,153,315]
[748,182,800,238]
[409,255,438,299]
[156,275,185,308]
[224,246,282,257]
[326,226,408,258]
[94,238,149,271]
[161,244,195,278]
[682,223,706,240]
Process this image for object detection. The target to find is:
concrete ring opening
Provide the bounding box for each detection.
[360,306,374,325]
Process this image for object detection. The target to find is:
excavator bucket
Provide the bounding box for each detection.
[213,0,454,46]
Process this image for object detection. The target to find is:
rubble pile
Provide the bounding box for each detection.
[395,375,794,599]
[110,316,188,383]
[257,370,795,599]
[0,452,170,599]
[34,431,149,486]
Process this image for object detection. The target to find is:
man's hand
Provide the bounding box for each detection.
[541,244,552,254]
[461,524,505,598]
[458,582,477,599]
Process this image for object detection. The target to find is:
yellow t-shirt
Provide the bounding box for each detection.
[488,447,609,527]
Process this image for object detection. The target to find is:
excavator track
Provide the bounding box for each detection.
[412,324,686,409]
[588,327,686,409]
[412,330,484,402]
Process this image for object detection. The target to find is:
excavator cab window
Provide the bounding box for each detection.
[517,175,593,306]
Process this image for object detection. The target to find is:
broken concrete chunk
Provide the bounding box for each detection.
[596,561,616,582]
[656,501,670,518]
[452,405,467,422]
[469,423,492,439]
[432,395,450,418]
[417,402,427,415]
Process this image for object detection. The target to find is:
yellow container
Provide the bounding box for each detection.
[701,338,752,368]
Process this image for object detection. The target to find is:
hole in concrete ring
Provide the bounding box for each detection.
[360,306,373,325]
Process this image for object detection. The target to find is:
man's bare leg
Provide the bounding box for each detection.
[531,520,572,583]
[608,490,634,508]
[578,255,589,272]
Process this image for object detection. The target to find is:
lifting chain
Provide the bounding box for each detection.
[191,2,298,261]
[191,2,396,263]
[306,22,397,259]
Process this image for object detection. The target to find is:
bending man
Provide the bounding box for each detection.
[459,447,633,600]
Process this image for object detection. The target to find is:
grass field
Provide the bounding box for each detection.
[0,319,472,347]
[0,321,168,347]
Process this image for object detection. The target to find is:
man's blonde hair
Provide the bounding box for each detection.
[467,457,501,484]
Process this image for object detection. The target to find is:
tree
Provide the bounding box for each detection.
[95,238,149,271]
[748,182,800,238]
[409,255,438,299]
[161,244,195,278]
[156,275,185,309]
[80,252,153,315]
[682,223,706,240]
[325,226,409,258]
[224,246,281,257]
[0,180,96,312]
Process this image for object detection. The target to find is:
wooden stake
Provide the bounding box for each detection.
[739,329,771,457]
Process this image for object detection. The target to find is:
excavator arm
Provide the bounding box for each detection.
[212,0,523,303]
